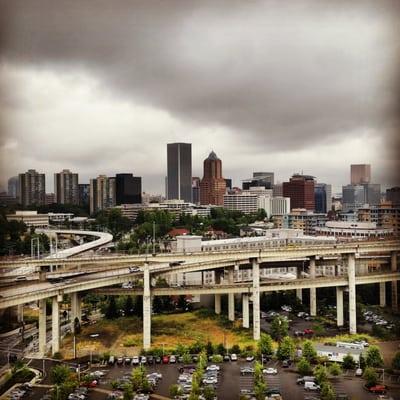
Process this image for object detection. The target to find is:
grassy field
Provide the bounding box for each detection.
[61,311,255,359]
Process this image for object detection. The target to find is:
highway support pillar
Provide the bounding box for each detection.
[348,253,357,334]
[71,292,82,333]
[242,294,249,329]
[379,283,386,308]
[214,294,221,315]
[38,299,47,356]
[252,258,260,340]
[309,257,317,317]
[143,263,151,350]
[52,296,61,355]
[228,268,235,321]
[17,304,24,323]
[391,252,398,312]
[336,287,344,327]
[296,289,303,303]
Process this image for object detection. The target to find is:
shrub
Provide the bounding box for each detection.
[363,367,378,387]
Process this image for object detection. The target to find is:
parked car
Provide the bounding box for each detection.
[169,355,176,363]
[245,355,254,362]
[230,353,238,361]
[116,357,124,366]
[365,385,387,394]
[155,356,161,364]
[297,376,316,385]
[131,356,139,365]
[304,328,314,335]
[140,356,147,364]
[263,367,278,375]
[282,359,292,368]
[147,356,154,364]
[304,382,320,391]
[223,354,230,362]
[162,355,169,364]
[355,368,363,376]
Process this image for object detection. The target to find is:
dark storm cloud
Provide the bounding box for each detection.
[0,0,399,191]
[0,1,398,148]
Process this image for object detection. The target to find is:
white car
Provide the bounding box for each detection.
[246,355,255,362]
[206,365,220,371]
[132,356,140,365]
[203,377,218,385]
[230,353,238,361]
[355,368,363,376]
[263,367,278,375]
[140,356,147,364]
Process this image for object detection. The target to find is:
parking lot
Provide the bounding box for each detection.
[78,358,400,400]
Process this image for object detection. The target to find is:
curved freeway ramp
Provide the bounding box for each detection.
[37,229,113,259]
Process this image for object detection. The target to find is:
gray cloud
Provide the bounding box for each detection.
[0,0,399,192]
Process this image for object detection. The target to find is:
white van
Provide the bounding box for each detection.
[304,382,320,391]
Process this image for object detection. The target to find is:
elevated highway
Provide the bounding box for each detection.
[0,237,399,356]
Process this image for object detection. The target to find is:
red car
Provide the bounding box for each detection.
[366,385,387,394]
[303,329,314,335]
[81,380,98,388]
[162,355,170,364]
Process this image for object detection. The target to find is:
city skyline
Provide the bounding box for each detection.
[1,1,400,194]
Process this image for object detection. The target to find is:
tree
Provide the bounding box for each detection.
[270,316,288,341]
[366,345,384,368]
[302,340,317,362]
[320,382,336,400]
[216,343,226,355]
[169,384,183,398]
[276,336,295,360]
[203,385,216,400]
[258,333,273,356]
[51,365,71,385]
[73,317,81,334]
[328,363,342,376]
[131,365,148,392]
[314,365,328,385]
[254,381,267,400]
[105,297,118,319]
[363,367,378,387]
[124,296,134,317]
[392,351,400,370]
[152,296,163,314]
[342,354,356,370]
[122,383,133,400]
[297,357,312,376]
[206,341,214,356]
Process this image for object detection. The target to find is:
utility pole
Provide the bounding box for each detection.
[152,221,156,255]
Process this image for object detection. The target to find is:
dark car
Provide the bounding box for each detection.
[155,356,161,364]
[147,356,154,365]
[265,388,281,396]
[223,355,230,362]
[282,359,292,368]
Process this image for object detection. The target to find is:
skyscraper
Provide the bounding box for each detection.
[192,177,201,205]
[115,173,142,205]
[89,175,116,214]
[351,164,371,185]
[314,183,332,213]
[78,184,90,207]
[282,174,315,211]
[54,169,79,205]
[200,151,226,205]
[8,176,19,198]
[242,172,274,190]
[18,169,46,207]
[167,143,192,202]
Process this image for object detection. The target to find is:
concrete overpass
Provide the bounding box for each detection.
[0,238,399,356]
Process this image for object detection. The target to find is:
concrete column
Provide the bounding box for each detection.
[214,294,221,315]
[70,292,82,333]
[17,304,24,323]
[38,299,47,356]
[296,289,303,303]
[143,263,151,350]
[252,258,260,340]
[391,252,398,312]
[336,287,344,327]
[228,268,235,321]
[348,253,357,334]
[379,283,386,308]
[309,257,317,316]
[242,294,249,329]
[52,297,60,354]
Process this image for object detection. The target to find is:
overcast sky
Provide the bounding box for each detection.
[0,0,399,195]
